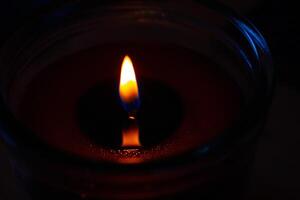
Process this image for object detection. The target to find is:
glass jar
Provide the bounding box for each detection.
[0,0,273,199]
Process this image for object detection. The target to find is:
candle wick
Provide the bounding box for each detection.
[121,110,141,148]
[128,110,137,120]
[129,116,136,120]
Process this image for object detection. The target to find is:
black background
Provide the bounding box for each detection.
[0,0,299,199]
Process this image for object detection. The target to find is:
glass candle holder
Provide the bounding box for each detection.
[0,0,273,199]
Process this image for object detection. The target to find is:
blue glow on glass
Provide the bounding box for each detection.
[235,20,259,58]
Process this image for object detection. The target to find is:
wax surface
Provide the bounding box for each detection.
[16,43,242,163]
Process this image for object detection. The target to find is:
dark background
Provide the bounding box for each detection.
[0,0,299,199]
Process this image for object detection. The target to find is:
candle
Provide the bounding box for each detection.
[0,1,273,199]
[13,43,241,164]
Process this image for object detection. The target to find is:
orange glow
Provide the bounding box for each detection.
[122,123,141,148]
[119,55,139,104]
[119,55,141,148]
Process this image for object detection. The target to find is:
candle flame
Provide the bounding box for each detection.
[119,55,141,148]
[119,55,139,104]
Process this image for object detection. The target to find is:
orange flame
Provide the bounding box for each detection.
[119,55,139,104]
[119,55,141,148]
